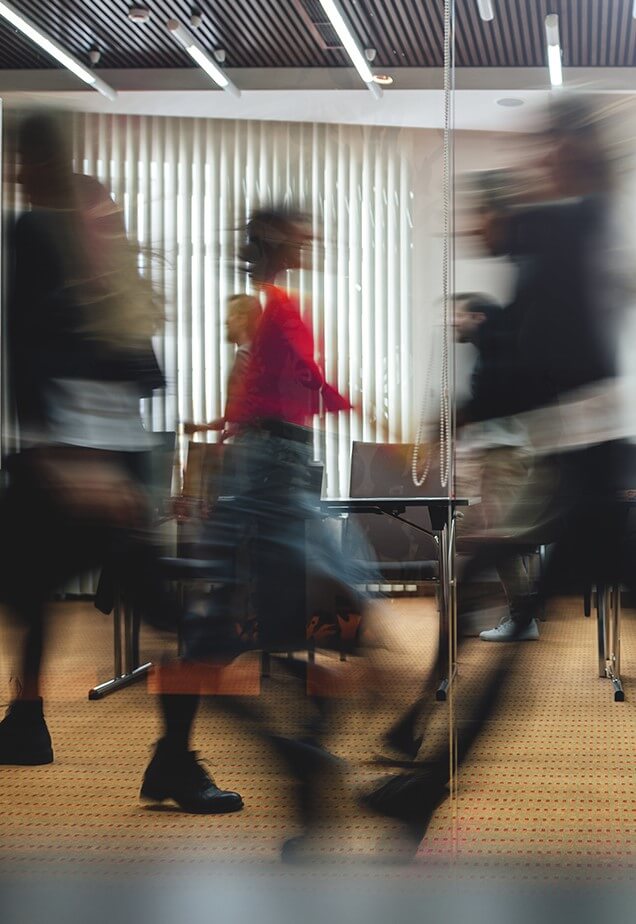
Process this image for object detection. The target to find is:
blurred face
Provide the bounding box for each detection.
[17,153,52,206]
[225,307,245,345]
[539,129,600,198]
[281,221,313,272]
[454,301,485,344]
[17,147,74,208]
[539,134,572,196]
[477,208,509,256]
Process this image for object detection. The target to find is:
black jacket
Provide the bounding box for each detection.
[8,209,164,440]
[461,301,525,425]
[463,195,615,426]
[507,195,615,411]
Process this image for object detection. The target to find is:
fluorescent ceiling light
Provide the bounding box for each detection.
[545,13,563,87]
[317,0,382,98]
[633,0,636,19]
[0,0,117,100]
[477,0,494,21]
[166,20,240,97]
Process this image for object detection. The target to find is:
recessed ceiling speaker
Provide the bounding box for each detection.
[88,48,101,65]
[128,6,150,22]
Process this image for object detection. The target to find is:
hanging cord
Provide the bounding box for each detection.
[412,0,453,489]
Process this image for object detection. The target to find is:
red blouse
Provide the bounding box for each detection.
[226,286,350,427]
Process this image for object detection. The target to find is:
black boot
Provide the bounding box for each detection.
[360,767,448,856]
[0,698,54,766]
[269,736,349,864]
[140,739,244,814]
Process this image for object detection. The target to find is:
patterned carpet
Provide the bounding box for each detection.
[0,596,634,878]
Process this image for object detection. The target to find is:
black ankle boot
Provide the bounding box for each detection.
[140,740,244,814]
[0,698,54,766]
[269,735,348,861]
[360,767,447,850]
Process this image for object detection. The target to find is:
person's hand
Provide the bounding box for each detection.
[184,419,224,436]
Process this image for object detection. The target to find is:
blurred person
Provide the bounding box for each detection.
[141,207,363,844]
[184,293,262,442]
[364,94,628,851]
[453,293,535,641]
[0,110,164,764]
[0,110,243,810]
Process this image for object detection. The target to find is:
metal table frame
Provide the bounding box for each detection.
[595,582,624,702]
[88,588,153,700]
[88,496,476,702]
[591,496,635,703]
[320,496,477,701]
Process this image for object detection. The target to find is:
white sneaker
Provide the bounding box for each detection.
[479,618,539,642]
[460,606,511,637]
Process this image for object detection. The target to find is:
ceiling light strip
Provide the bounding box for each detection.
[545,13,563,87]
[317,0,382,98]
[166,20,240,97]
[0,0,117,100]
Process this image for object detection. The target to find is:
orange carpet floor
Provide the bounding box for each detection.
[0,596,634,879]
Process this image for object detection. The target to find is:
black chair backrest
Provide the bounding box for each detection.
[345,442,440,563]
[308,461,325,502]
[144,431,177,515]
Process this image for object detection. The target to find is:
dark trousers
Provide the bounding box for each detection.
[0,450,168,692]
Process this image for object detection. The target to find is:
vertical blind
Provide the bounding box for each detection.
[70,112,414,496]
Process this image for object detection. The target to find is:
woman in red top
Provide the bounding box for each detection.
[177,209,370,858]
[227,208,350,429]
[188,208,352,658]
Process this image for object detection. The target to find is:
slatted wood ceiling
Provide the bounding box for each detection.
[1,1,636,70]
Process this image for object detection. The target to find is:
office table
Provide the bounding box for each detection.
[320,496,478,700]
[88,495,478,702]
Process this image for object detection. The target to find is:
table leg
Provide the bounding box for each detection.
[596,583,607,679]
[89,590,152,701]
[595,582,624,702]
[435,512,457,702]
[607,582,624,702]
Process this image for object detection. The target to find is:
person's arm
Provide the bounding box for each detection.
[321,381,352,413]
[278,303,324,390]
[277,302,356,414]
[183,419,225,435]
[459,315,521,425]
[185,345,253,435]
